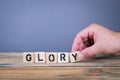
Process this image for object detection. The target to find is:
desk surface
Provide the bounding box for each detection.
[0,53,120,80]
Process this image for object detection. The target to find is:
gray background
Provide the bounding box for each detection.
[0,0,120,52]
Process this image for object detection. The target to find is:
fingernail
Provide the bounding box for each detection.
[79,53,85,60]
[92,54,96,58]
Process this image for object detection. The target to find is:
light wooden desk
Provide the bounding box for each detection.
[0,53,120,80]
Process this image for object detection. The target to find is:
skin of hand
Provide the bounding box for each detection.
[72,23,120,60]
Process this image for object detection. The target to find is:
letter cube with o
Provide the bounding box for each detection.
[46,52,58,63]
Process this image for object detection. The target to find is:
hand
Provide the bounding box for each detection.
[72,23,120,60]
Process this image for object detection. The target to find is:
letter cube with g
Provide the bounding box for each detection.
[23,52,35,63]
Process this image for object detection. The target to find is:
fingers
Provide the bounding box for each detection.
[72,33,87,52]
[78,44,100,60]
[71,23,119,60]
[72,23,100,60]
[71,26,94,52]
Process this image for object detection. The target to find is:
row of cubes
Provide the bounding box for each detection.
[23,51,80,63]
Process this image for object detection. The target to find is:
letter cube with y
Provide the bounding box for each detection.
[69,51,79,63]
[35,52,46,63]
[58,52,69,63]
[23,52,35,63]
[46,52,58,63]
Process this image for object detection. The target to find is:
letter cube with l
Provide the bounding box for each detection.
[35,52,46,63]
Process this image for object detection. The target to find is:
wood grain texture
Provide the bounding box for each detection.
[0,67,120,80]
[0,53,120,80]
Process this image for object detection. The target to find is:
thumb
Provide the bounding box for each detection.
[78,44,100,60]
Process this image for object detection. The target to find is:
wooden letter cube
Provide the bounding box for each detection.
[23,52,35,63]
[46,52,58,63]
[35,52,46,63]
[69,51,79,63]
[58,52,69,63]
